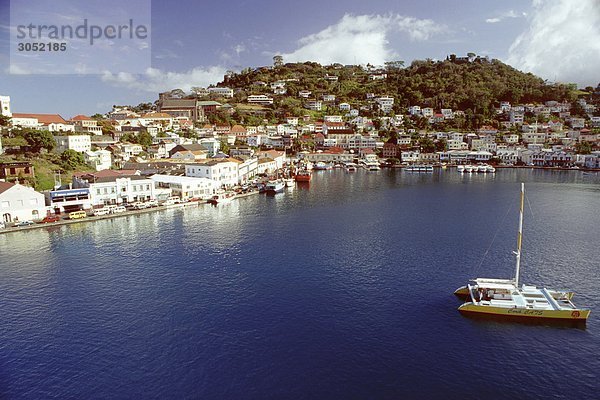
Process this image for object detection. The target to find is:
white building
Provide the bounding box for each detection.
[73,175,159,206]
[375,97,394,113]
[84,149,112,171]
[185,160,240,188]
[305,100,322,111]
[247,95,274,105]
[208,87,234,98]
[151,174,216,200]
[54,135,92,153]
[0,181,47,222]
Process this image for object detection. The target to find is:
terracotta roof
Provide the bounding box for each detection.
[12,113,66,124]
[0,181,15,194]
[231,125,247,133]
[141,112,171,119]
[71,114,93,121]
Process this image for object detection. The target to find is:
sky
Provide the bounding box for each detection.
[0,0,599,118]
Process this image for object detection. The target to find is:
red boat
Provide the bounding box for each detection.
[294,169,312,182]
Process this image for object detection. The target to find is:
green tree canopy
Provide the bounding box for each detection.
[60,149,86,170]
[21,129,55,153]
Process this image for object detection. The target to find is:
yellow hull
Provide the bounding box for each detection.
[458,302,590,321]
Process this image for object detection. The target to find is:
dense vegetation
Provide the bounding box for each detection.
[221,57,584,120]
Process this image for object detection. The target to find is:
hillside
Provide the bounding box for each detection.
[220,57,580,119]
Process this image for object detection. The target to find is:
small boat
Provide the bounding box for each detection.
[208,192,235,205]
[486,165,496,173]
[284,178,295,187]
[294,169,312,182]
[405,165,433,172]
[265,179,285,193]
[464,165,474,173]
[457,165,465,173]
[344,162,357,172]
[313,162,331,170]
[454,183,590,323]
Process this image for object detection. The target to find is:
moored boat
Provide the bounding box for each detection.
[294,169,312,182]
[208,192,236,205]
[344,162,357,172]
[454,183,590,323]
[265,179,285,193]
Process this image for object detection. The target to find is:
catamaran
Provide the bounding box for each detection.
[454,183,590,322]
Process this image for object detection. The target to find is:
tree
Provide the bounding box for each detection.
[137,131,153,147]
[60,149,85,170]
[419,136,435,153]
[0,114,11,127]
[21,129,55,153]
[575,141,592,155]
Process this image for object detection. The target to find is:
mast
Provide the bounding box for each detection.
[514,182,525,287]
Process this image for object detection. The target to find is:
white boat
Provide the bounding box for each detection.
[265,179,285,193]
[457,165,465,173]
[313,162,331,170]
[477,164,488,173]
[486,165,496,173]
[464,165,474,173]
[344,162,357,172]
[208,192,235,205]
[284,178,295,187]
[454,183,590,323]
[405,165,433,172]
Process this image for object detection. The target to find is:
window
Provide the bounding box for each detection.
[97,189,101,195]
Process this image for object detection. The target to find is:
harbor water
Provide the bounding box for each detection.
[1,168,599,399]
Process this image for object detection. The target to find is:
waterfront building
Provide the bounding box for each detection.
[0,181,47,223]
[151,175,215,201]
[256,150,286,169]
[73,172,159,206]
[47,187,92,213]
[185,159,240,188]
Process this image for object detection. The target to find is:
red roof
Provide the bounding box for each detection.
[71,114,93,121]
[12,113,66,124]
[0,181,15,195]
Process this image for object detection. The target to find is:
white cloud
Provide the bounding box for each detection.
[486,10,526,23]
[506,0,600,86]
[101,66,227,93]
[279,13,446,65]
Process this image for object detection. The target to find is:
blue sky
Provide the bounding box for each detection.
[0,0,598,118]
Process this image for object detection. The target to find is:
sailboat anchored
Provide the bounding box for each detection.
[454,183,590,322]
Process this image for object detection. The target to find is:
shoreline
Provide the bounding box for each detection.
[1,167,598,235]
[0,190,260,235]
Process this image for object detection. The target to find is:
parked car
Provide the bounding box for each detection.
[129,202,147,210]
[144,200,158,208]
[38,215,60,223]
[93,207,110,216]
[69,211,87,220]
[14,220,35,227]
[112,206,127,213]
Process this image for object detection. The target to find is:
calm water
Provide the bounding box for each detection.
[1,169,599,399]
